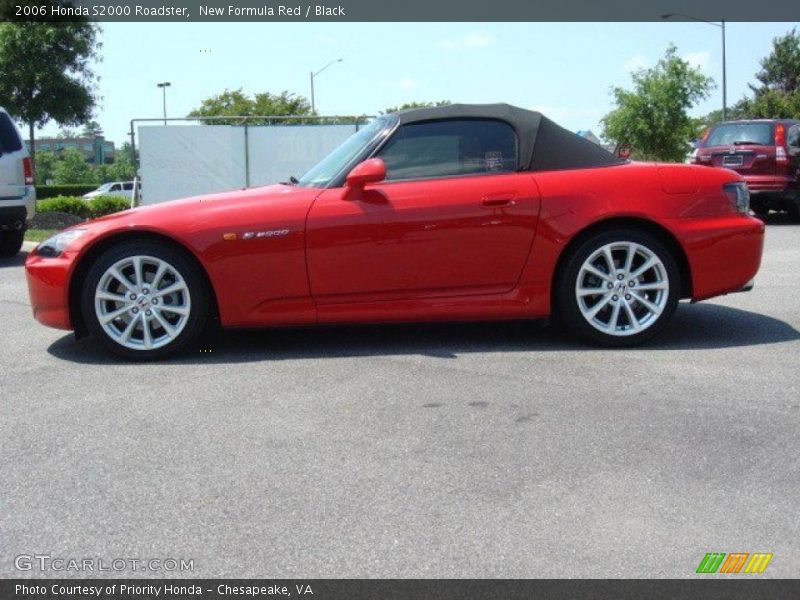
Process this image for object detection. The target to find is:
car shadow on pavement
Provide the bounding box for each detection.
[760,213,800,226]
[0,251,28,269]
[47,302,800,365]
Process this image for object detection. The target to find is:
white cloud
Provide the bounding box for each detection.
[397,77,419,90]
[623,54,649,73]
[437,32,493,51]
[463,33,493,48]
[682,51,711,71]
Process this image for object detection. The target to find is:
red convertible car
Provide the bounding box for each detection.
[25,104,765,359]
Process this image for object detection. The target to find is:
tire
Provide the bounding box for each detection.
[0,230,24,257]
[81,240,210,360]
[555,229,680,347]
[787,201,800,223]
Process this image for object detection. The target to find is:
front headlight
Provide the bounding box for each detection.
[35,229,87,258]
[723,182,750,214]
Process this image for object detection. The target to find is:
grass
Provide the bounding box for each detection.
[24,228,59,243]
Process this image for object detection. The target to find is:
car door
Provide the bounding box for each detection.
[306,118,540,304]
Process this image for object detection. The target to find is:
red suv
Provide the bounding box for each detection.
[692,119,800,220]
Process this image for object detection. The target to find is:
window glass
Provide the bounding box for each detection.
[787,125,800,147]
[0,113,23,153]
[377,119,517,181]
[110,184,121,191]
[297,117,391,188]
[705,122,774,147]
[123,183,133,190]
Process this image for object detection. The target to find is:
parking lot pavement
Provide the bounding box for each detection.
[1,217,799,579]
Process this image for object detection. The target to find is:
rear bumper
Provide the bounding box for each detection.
[669,215,765,302]
[743,175,797,197]
[0,186,36,228]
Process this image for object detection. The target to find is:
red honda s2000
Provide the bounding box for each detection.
[26,104,765,359]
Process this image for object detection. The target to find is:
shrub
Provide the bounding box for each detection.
[89,195,130,218]
[36,185,98,200]
[36,196,92,219]
[36,195,131,220]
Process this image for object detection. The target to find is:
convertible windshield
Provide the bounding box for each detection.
[297,117,392,188]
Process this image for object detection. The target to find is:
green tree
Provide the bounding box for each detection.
[33,150,58,185]
[703,28,800,124]
[0,19,101,169]
[52,148,96,184]
[106,155,136,181]
[56,127,79,139]
[81,120,103,137]
[117,141,137,164]
[601,46,713,162]
[382,100,452,114]
[753,28,800,93]
[189,89,312,125]
[741,28,800,119]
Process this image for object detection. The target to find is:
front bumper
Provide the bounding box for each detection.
[25,250,75,330]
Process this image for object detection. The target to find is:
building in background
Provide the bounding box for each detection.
[25,135,116,164]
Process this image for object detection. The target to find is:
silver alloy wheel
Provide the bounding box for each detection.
[575,241,669,337]
[94,255,192,351]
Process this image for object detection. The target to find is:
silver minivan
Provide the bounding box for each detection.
[0,107,36,256]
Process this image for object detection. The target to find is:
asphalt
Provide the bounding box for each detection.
[1,216,799,579]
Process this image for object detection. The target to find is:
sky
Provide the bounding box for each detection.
[33,21,799,146]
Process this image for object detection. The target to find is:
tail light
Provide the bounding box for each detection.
[775,123,789,165]
[23,157,34,185]
[723,182,750,214]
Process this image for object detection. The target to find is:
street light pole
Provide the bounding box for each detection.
[157,82,171,126]
[661,14,727,121]
[721,20,727,121]
[310,59,343,114]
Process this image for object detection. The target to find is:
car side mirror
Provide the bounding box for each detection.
[346,158,386,189]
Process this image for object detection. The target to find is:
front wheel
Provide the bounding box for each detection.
[81,241,209,359]
[555,229,680,346]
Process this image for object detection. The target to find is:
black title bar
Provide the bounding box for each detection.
[4,0,800,22]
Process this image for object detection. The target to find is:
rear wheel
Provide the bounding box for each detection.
[0,230,24,257]
[787,201,800,223]
[81,241,209,359]
[556,229,680,346]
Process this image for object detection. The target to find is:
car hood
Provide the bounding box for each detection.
[55,183,325,258]
[85,183,319,229]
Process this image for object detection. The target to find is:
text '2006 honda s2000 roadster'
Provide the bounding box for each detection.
[25,104,765,359]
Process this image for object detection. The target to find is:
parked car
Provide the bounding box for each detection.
[0,107,36,256]
[691,119,800,220]
[25,104,764,359]
[83,181,137,201]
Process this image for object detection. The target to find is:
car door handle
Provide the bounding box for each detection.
[481,196,515,207]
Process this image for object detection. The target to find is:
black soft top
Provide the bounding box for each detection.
[394,103,624,171]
